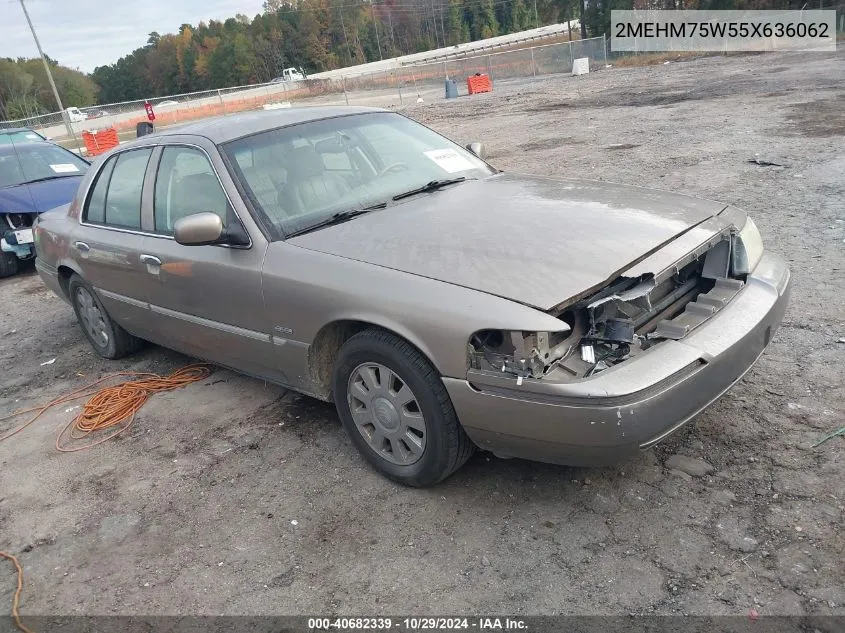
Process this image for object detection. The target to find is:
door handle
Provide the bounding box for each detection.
[74,241,90,252]
[139,254,162,266]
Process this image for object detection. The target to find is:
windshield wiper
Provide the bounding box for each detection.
[391,177,469,201]
[286,202,386,238]
[24,174,78,184]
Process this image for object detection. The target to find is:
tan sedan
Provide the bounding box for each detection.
[34,106,791,486]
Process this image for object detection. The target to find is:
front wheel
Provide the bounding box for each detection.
[68,274,143,359]
[332,329,474,487]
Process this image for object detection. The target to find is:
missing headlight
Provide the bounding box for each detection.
[469,328,573,379]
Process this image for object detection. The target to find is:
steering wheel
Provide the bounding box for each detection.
[377,162,410,177]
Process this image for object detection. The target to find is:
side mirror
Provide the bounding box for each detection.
[174,212,224,246]
[466,142,485,158]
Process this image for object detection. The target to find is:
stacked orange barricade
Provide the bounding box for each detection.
[81,127,119,157]
[466,74,493,95]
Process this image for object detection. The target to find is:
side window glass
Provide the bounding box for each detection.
[154,146,230,235]
[84,156,117,224]
[104,149,152,230]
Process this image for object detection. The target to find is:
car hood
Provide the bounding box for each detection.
[0,176,83,214]
[288,174,728,310]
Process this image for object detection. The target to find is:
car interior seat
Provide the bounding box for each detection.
[241,164,287,219]
[279,145,349,216]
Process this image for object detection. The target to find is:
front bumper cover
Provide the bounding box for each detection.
[444,252,791,466]
[1,231,35,258]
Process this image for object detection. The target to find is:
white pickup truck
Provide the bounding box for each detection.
[64,107,88,123]
[270,67,306,83]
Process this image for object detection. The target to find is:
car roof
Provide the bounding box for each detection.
[0,127,39,134]
[0,142,52,155]
[157,105,389,144]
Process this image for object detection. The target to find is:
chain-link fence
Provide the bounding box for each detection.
[0,36,608,145]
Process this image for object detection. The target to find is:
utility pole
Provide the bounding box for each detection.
[372,3,383,60]
[533,0,539,29]
[18,0,75,140]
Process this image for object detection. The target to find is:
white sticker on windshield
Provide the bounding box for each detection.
[423,149,475,174]
[50,163,80,173]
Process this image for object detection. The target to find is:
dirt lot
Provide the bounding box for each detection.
[1,49,843,618]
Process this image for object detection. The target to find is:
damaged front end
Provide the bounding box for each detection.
[1,212,37,260]
[469,216,764,382]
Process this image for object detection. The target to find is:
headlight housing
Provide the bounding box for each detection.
[732,216,764,276]
[469,328,572,379]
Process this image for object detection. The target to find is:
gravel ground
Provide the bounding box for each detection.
[1,49,843,618]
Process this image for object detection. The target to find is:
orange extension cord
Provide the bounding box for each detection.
[0,364,212,451]
[0,364,214,632]
[0,552,32,633]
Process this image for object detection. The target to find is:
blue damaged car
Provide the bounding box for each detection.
[0,142,89,277]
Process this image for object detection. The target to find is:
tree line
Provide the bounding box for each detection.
[90,0,583,103]
[0,56,97,121]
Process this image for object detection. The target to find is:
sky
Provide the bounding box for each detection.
[1,0,265,72]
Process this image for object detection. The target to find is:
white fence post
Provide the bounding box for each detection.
[217,89,226,115]
[531,46,536,76]
[341,76,349,105]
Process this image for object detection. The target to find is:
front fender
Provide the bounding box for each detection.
[263,244,568,379]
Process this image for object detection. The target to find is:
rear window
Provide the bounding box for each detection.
[84,148,151,230]
[102,149,152,230]
[84,156,117,225]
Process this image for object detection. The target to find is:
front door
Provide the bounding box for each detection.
[136,144,285,382]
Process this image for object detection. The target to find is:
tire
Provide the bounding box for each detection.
[0,252,20,278]
[332,328,475,487]
[68,274,144,359]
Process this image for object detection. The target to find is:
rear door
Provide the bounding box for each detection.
[71,147,155,338]
[135,142,285,381]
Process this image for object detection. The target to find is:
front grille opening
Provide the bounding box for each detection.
[545,237,743,380]
[5,213,35,230]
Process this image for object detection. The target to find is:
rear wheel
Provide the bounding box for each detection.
[0,252,20,278]
[68,274,143,359]
[332,329,475,487]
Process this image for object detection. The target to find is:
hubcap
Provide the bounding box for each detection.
[347,362,426,465]
[76,287,110,349]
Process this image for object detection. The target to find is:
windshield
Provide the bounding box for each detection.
[0,143,88,188]
[222,112,494,237]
